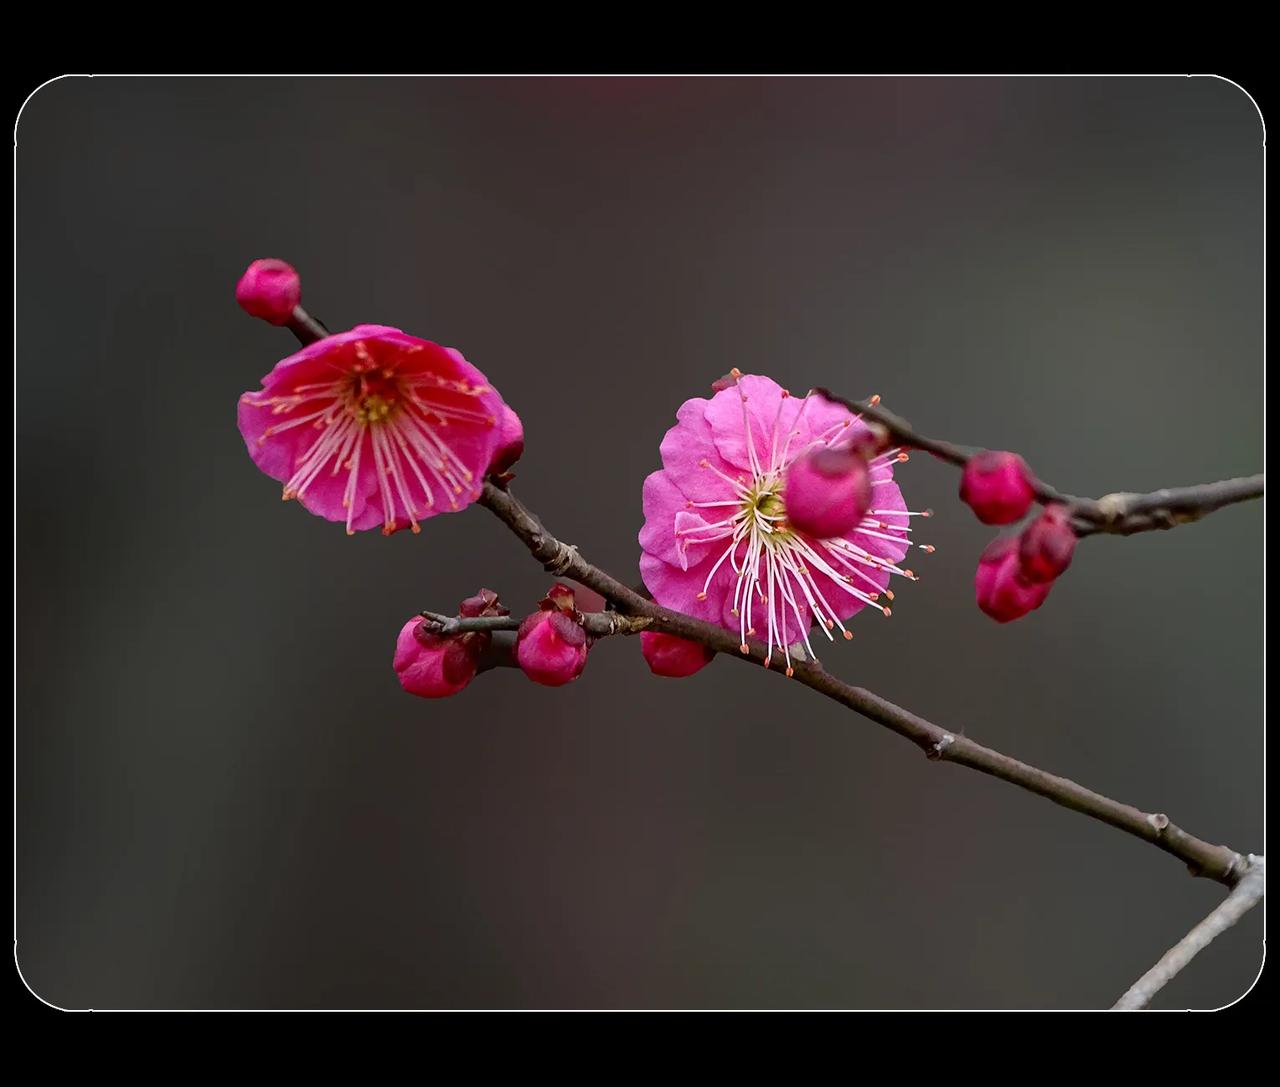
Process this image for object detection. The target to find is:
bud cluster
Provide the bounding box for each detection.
[975,504,1078,623]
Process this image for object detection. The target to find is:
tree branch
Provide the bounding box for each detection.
[1113,856,1266,1010]
[810,387,1263,535]
[1080,476,1265,537]
[479,479,1250,888]
[419,610,653,638]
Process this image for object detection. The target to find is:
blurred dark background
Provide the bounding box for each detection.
[16,76,1263,1009]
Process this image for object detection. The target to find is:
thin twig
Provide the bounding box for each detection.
[479,479,1250,887]
[811,386,1075,504]
[1113,856,1266,1010]
[419,610,653,638]
[811,387,1263,533]
[285,305,329,346]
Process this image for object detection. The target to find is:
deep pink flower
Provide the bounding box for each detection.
[959,451,1035,525]
[238,325,516,535]
[640,631,715,678]
[393,588,507,699]
[975,536,1051,623]
[639,372,930,673]
[235,258,301,325]
[783,446,873,540]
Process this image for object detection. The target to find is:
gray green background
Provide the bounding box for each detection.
[16,76,1264,1009]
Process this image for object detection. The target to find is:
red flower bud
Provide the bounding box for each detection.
[393,588,505,699]
[640,631,714,678]
[394,618,482,698]
[1018,504,1077,584]
[960,451,1035,525]
[783,447,872,539]
[515,584,589,686]
[235,258,301,326]
[975,536,1051,623]
[517,609,589,686]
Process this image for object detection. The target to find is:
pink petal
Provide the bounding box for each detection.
[659,397,744,503]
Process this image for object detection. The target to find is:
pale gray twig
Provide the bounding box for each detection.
[1113,856,1265,1010]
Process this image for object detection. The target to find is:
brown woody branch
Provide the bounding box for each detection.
[479,479,1250,888]
[810,387,1263,535]
[419,610,652,638]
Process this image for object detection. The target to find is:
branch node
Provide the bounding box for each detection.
[1147,812,1170,833]
[544,541,579,576]
[928,733,956,760]
[1095,492,1139,522]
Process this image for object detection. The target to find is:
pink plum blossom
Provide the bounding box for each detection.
[238,325,518,535]
[639,372,930,674]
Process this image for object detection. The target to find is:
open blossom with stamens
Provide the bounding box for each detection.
[639,373,932,675]
[238,325,516,535]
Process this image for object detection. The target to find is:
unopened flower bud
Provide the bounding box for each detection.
[1018,503,1077,584]
[640,631,714,678]
[517,610,589,686]
[783,447,872,539]
[975,536,1051,623]
[235,258,301,325]
[393,588,505,698]
[393,617,482,698]
[960,451,1035,525]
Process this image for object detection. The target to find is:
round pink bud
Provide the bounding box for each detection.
[783,447,872,539]
[489,403,525,476]
[235,258,301,325]
[640,631,715,678]
[975,536,1052,623]
[393,617,480,698]
[959,451,1036,525]
[1018,504,1077,584]
[516,609,589,687]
